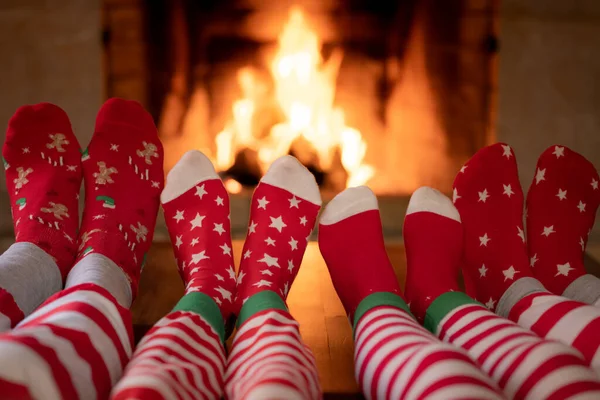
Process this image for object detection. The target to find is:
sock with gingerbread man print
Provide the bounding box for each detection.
[65,98,164,307]
[526,145,600,304]
[1,103,82,328]
[225,155,322,400]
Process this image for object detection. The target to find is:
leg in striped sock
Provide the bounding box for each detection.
[405,186,600,398]
[111,151,233,399]
[0,283,133,399]
[226,156,322,399]
[454,144,600,375]
[226,295,321,400]
[318,186,504,400]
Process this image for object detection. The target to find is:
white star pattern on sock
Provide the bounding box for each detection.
[542,225,555,237]
[478,189,490,203]
[535,168,546,184]
[479,233,491,247]
[503,266,519,281]
[503,184,514,197]
[556,188,567,201]
[555,262,574,277]
[552,146,565,158]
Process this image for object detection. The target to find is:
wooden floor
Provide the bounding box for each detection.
[131,240,600,397]
[132,240,408,396]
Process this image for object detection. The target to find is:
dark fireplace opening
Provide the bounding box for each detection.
[103,0,498,197]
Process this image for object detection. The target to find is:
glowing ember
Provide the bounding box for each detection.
[215,7,374,189]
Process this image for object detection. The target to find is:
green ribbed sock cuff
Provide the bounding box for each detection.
[424,291,480,334]
[237,290,288,328]
[172,292,225,343]
[353,292,411,333]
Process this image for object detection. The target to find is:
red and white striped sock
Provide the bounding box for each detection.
[405,187,600,398]
[319,187,504,400]
[526,145,600,302]
[453,143,538,311]
[226,155,322,399]
[73,98,164,300]
[0,283,133,399]
[225,308,321,400]
[509,291,600,374]
[111,310,226,400]
[1,103,83,328]
[111,151,233,399]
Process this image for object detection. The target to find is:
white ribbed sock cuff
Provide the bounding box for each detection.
[0,242,62,315]
[562,274,600,305]
[66,253,132,308]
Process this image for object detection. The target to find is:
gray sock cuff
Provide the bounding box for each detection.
[0,242,62,315]
[497,277,546,318]
[562,274,600,305]
[66,253,132,308]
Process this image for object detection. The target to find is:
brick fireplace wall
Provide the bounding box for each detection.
[0,0,103,237]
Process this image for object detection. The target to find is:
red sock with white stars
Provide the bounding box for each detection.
[1,103,82,328]
[161,150,236,327]
[110,150,232,399]
[73,98,164,301]
[404,187,462,323]
[233,155,321,319]
[526,145,600,301]
[3,103,82,275]
[453,143,539,312]
[225,155,322,400]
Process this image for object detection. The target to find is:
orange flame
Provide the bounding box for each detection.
[215,7,373,189]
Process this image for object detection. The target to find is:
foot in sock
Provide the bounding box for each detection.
[318,186,403,323]
[319,187,504,400]
[404,187,600,399]
[526,145,600,298]
[453,143,539,312]
[3,103,82,276]
[233,155,321,320]
[161,150,236,327]
[403,187,462,322]
[75,98,164,298]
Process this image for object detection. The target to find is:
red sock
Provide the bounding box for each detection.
[234,156,321,315]
[526,145,600,295]
[76,98,164,297]
[161,150,236,319]
[318,186,403,322]
[403,187,462,322]
[3,103,82,276]
[453,143,532,310]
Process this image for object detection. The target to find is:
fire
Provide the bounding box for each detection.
[215,7,374,190]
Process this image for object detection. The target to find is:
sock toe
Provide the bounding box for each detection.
[161,150,219,204]
[407,187,460,222]
[320,185,377,225]
[260,155,321,206]
[95,98,157,135]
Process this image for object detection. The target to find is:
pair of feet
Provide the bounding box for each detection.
[3,99,164,298]
[399,143,600,321]
[160,152,322,329]
[318,143,599,326]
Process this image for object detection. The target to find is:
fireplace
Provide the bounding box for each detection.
[102,0,498,237]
